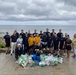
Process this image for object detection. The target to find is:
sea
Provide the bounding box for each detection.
[0,25,76,39]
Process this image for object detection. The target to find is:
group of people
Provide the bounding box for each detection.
[4,28,76,61]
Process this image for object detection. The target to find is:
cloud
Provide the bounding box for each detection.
[0,0,76,21]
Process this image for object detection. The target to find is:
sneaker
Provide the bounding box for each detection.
[72,55,75,59]
[13,50,14,53]
[57,55,60,58]
[10,53,12,56]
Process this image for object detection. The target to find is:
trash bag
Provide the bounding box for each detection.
[45,55,58,66]
[32,54,37,61]
[40,54,47,61]
[18,54,28,68]
[28,55,34,64]
[57,57,63,64]
[39,61,46,67]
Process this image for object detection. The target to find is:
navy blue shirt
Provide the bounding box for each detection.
[4,35,10,45]
[42,35,47,42]
[47,36,53,44]
[57,32,63,38]
[53,37,60,46]
[60,37,65,46]
[11,35,18,42]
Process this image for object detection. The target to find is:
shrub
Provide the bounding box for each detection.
[0,42,6,48]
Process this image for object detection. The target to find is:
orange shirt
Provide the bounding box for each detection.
[28,36,35,46]
[34,36,41,46]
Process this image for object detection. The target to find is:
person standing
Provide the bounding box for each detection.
[20,30,25,45]
[16,34,23,45]
[33,29,38,37]
[23,33,28,54]
[28,34,35,54]
[72,34,76,58]
[10,31,18,55]
[34,34,41,52]
[53,33,60,57]
[51,29,56,37]
[4,32,10,54]
[59,34,65,56]
[66,35,72,60]
[57,29,63,38]
[39,30,43,39]
[46,28,50,37]
[47,33,53,54]
[41,32,48,50]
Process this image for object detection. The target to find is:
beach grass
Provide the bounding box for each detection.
[0,42,5,48]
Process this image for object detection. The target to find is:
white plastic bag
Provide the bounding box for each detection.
[45,55,58,65]
[18,54,28,68]
[39,61,46,67]
[57,57,63,64]
[28,55,34,64]
[40,54,47,61]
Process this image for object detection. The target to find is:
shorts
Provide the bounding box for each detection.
[66,46,71,50]
[48,44,53,48]
[29,45,34,50]
[6,43,10,47]
[34,46,42,50]
[42,44,47,48]
[60,45,64,50]
[54,46,58,51]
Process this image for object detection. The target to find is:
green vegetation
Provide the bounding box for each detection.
[0,42,6,48]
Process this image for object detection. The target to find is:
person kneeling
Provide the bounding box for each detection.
[15,44,23,61]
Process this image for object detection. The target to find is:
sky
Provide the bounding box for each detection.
[0,0,76,25]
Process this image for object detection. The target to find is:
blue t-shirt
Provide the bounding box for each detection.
[17,38,23,44]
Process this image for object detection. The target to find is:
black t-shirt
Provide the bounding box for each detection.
[46,32,50,36]
[24,36,28,46]
[4,35,10,44]
[47,36,53,44]
[39,34,43,39]
[51,32,56,36]
[53,37,60,46]
[20,33,25,39]
[11,35,18,42]
[16,32,19,38]
[57,32,63,38]
[42,35,47,42]
[60,37,65,46]
[27,33,31,38]
[33,33,38,35]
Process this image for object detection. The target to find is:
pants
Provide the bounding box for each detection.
[74,48,76,54]
[11,42,16,54]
